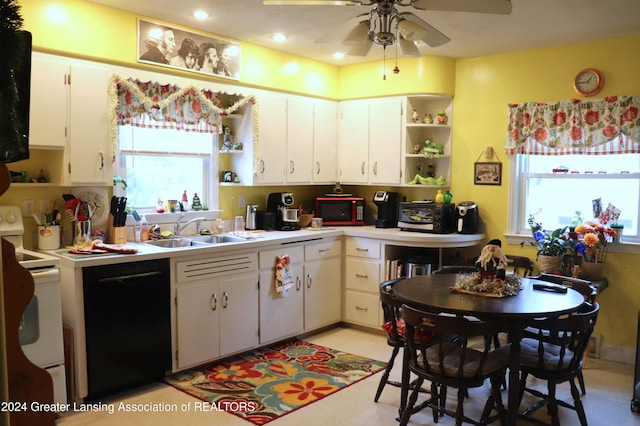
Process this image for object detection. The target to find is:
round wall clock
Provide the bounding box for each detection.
[573,68,604,97]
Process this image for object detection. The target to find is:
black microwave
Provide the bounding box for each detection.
[397,202,456,233]
[315,197,365,226]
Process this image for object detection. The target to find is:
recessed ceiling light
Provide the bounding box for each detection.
[272,33,287,43]
[193,10,209,20]
[333,52,345,60]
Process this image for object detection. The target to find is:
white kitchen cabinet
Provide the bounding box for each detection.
[175,253,259,370]
[258,246,305,344]
[258,238,341,343]
[286,97,314,183]
[402,95,452,187]
[255,94,336,185]
[339,97,403,185]
[312,99,338,183]
[66,63,111,185]
[29,57,67,149]
[304,239,342,330]
[28,53,112,185]
[343,237,384,328]
[255,93,287,184]
[369,97,403,184]
[339,99,369,183]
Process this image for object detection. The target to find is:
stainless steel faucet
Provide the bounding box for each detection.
[174,214,207,237]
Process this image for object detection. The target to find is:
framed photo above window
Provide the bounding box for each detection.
[474,162,502,185]
[137,19,240,80]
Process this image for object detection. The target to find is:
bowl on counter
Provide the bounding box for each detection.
[298,214,314,228]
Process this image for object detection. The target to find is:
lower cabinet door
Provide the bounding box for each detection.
[259,264,304,344]
[176,282,220,369]
[219,274,259,357]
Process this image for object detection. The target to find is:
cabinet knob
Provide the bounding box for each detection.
[373,161,378,175]
[361,162,365,175]
[355,273,369,279]
[306,274,312,288]
[316,161,321,174]
[222,292,228,309]
[289,160,295,174]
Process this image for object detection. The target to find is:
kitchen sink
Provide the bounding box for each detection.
[143,235,245,249]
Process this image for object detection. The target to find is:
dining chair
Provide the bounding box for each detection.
[530,273,598,395]
[505,255,534,277]
[398,304,511,426]
[518,302,600,426]
[376,279,432,415]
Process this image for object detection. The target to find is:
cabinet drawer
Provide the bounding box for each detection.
[344,290,380,327]
[345,258,381,292]
[259,245,304,269]
[305,239,341,261]
[346,238,380,259]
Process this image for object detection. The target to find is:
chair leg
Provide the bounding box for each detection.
[374,346,399,402]
[399,377,423,426]
[456,387,466,426]
[547,380,560,426]
[577,370,586,395]
[570,378,589,426]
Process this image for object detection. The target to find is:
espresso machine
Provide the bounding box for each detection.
[373,191,399,228]
[267,192,299,231]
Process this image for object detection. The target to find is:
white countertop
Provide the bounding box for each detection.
[49,226,486,268]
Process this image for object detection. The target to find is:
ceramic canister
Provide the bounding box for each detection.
[38,225,61,250]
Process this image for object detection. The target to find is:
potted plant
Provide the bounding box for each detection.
[521,213,569,273]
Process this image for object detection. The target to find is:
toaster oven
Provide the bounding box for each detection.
[397,201,456,233]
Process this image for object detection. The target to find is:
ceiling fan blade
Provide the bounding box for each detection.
[398,12,450,47]
[399,37,421,57]
[411,0,512,15]
[315,14,367,43]
[347,38,374,56]
[263,1,355,5]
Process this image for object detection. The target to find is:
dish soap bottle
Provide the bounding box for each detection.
[140,214,149,241]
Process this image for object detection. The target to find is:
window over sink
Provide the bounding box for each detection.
[116,125,218,211]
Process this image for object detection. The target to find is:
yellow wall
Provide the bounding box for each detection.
[11,0,640,354]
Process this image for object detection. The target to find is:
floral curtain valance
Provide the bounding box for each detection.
[505,95,640,155]
[107,74,257,160]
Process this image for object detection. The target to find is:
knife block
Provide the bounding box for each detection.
[107,214,127,245]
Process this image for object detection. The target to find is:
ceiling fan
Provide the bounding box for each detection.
[263,0,512,57]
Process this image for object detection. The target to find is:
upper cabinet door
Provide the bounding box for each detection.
[286,97,314,184]
[66,63,111,185]
[369,98,402,184]
[313,100,338,184]
[255,93,287,185]
[339,100,369,184]
[29,57,67,149]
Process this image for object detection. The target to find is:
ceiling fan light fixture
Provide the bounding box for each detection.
[397,18,427,41]
[342,20,370,46]
[398,37,420,57]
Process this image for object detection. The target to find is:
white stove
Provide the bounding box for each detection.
[0,205,67,406]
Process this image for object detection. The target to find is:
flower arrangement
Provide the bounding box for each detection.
[575,221,616,263]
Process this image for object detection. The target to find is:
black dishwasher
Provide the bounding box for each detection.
[83,258,171,400]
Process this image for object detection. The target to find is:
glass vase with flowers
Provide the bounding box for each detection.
[575,221,616,279]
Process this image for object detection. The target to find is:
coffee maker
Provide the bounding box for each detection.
[267,192,300,231]
[373,191,399,228]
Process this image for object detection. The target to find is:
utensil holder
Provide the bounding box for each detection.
[107,214,127,245]
[74,220,92,247]
[38,225,61,250]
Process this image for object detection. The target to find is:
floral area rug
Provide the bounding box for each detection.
[164,339,386,425]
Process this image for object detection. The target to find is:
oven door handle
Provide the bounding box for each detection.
[28,268,60,281]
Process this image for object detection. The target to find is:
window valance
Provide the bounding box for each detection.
[505,95,640,155]
[107,74,256,159]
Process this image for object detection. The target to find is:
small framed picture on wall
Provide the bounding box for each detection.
[474,162,502,185]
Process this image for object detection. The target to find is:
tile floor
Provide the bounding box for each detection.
[57,325,640,425]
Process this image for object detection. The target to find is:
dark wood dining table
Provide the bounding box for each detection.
[392,274,585,426]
